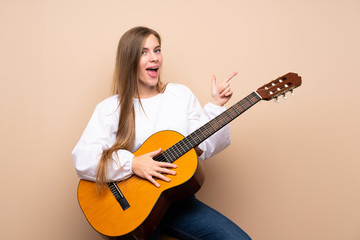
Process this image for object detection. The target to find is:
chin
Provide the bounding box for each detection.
[140,80,158,89]
[148,79,159,86]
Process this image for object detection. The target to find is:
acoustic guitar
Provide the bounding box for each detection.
[77,72,302,239]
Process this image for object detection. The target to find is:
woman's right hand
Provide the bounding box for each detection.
[131,148,177,187]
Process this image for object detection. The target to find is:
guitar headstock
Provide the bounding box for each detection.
[256,72,302,101]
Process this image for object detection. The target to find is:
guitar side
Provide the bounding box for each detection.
[77,130,205,239]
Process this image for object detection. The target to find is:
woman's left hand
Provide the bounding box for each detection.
[211,71,238,106]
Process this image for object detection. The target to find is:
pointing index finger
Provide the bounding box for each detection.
[225,71,238,83]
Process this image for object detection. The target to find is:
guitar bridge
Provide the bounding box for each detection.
[108,182,130,211]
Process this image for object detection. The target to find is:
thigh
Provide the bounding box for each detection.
[154,196,251,240]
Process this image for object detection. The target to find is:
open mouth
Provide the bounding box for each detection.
[146,67,159,72]
[146,67,159,77]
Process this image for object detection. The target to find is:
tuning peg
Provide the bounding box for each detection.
[282,93,287,100]
[291,89,294,96]
[275,96,280,103]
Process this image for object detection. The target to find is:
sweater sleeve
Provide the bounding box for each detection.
[186,90,231,160]
[71,97,134,182]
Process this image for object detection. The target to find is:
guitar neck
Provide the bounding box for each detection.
[155,91,262,163]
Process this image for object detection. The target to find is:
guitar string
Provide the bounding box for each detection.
[119,94,261,189]
[114,145,188,189]
[106,84,298,192]
[112,93,259,190]
[112,92,261,190]
[112,115,236,190]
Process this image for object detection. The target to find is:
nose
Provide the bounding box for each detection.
[149,51,158,62]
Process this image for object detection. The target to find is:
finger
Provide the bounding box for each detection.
[154,172,171,182]
[211,74,217,90]
[158,162,177,169]
[224,89,233,97]
[148,148,162,157]
[146,176,160,188]
[219,85,231,97]
[158,167,177,176]
[154,163,177,175]
[219,82,230,93]
[225,71,238,83]
[223,82,230,88]
[212,74,216,82]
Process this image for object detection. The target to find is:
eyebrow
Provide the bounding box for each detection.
[142,45,161,50]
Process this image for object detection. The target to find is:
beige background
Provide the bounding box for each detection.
[1,0,359,239]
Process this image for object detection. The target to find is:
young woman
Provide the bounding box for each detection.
[72,26,251,240]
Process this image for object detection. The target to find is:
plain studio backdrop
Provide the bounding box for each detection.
[1,0,359,239]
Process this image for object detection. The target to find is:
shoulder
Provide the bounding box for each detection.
[165,83,195,99]
[94,95,120,116]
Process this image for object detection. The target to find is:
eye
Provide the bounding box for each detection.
[141,50,146,55]
[155,48,161,53]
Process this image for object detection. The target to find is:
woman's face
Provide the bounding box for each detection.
[137,34,163,98]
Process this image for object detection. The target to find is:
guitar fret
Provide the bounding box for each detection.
[163,155,170,163]
[174,146,182,159]
[239,101,247,110]
[178,142,186,156]
[209,122,217,132]
[204,125,212,135]
[199,128,207,139]
[214,119,221,128]
[184,138,192,150]
[233,105,241,114]
[224,110,233,120]
[193,129,202,142]
[232,107,241,116]
[162,154,170,163]
[168,148,177,161]
[176,141,183,152]
[172,144,181,159]
[162,151,172,163]
[251,92,260,100]
[228,107,235,116]
[195,131,203,142]
[165,149,173,161]
[219,114,228,124]
[154,153,165,162]
[246,96,253,104]
[189,134,197,145]
[178,141,187,154]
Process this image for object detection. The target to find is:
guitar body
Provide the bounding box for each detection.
[77,130,205,239]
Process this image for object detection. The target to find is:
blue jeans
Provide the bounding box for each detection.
[148,196,251,240]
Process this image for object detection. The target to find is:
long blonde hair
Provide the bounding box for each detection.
[96,26,165,190]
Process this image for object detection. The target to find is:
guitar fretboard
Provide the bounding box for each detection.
[154,91,262,163]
